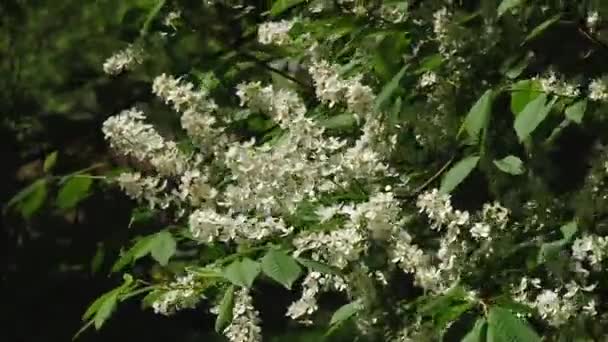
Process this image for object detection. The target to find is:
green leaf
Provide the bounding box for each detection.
[511,80,542,115]
[91,243,105,275]
[94,291,118,330]
[493,155,525,175]
[440,156,480,194]
[56,176,93,209]
[463,317,488,342]
[296,257,340,275]
[524,15,561,43]
[150,231,176,266]
[215,286,235,333]
[497,0,523,17]
[261,249,302,289]
[270,0,306,17]
[565,99,587,124]
[461,90,493,143]
[538,221,577,263]
[513,94,556,142]
[416,54,443,73]
[374,63,408,110]
[223,258,261,288]
[487,306,541,342]
[504,55,532,79]
[19,179,48,219]
[418,286,469,316]
[321,114,357,130]
[330,301,361,326]
[82,275,133,330]
[111,235,157,272]
[43,151,58,173]
[560,221,578,240]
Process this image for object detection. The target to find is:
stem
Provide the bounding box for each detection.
[120,285,156,301]
[236,51,314,91]
[412,157,455,195]
[140,0,167,37]
[544,118,571,146]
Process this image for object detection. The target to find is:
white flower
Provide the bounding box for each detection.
[589,78,608,101]
[470,222,491,240]
[152,274,200,315]
[103,45,143,75]
[572,234,608,266]
[316,204,341,223]
[419,72,438,88]
[223,288,262,342]
[537,71,580,97]
[287,272,347,322]
[102,108,188,176]
[308,59,376,117]
[258,20,296,45]
[293,227,366,269]
[163,10,181,29]
[587,11,600,32]
[116,172,171,209]
[482,202,509,229]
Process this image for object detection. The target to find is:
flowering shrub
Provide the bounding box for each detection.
[83,0,608,341]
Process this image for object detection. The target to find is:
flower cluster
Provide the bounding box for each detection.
[513,278,598,327]
[103,45,143,75]
[308,59,375,118]
[258,20,296,45]
[588,78,608,102]
[102,108,189,176]
[536,71,580,98]
[223,288,262,342]
[286,271,347,322]
[152,274,201,315]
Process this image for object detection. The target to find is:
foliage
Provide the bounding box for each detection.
[9,0,608,341]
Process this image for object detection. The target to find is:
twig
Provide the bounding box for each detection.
[236,51,314,92]
[412,156,455,195]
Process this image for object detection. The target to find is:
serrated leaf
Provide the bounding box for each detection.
[493,155,525,175]
[524,15,561,43]
[514,94,556,142]
[56,176,93,209]
[83,290,115,322]
[375,63,408,110]
[511,80,542,115]
[19,179,47,219]
[111,234,157,272]
[150,231,176,266]
[215,286,235,333]
[497,0,523,17]
[487,306,541,342]
[463,317,488,342]
[330,301,361,326]
[270,0,306,17]
[440,156,480,194]
[261,249,302,289]
[296,257,340,275]
[565,99,587,124]
[43,151,58,173]
[461,90,493,143]
[94,291,118,330]
[223,258,261,288]
[82,274,133,331]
